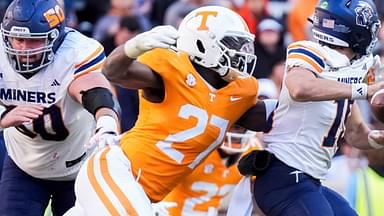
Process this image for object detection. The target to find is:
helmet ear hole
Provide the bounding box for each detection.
[196,39,205,54]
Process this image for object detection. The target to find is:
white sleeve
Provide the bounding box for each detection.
[73,37,106,79]
[286,41,326,74]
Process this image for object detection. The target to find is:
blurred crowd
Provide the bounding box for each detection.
[1,0,384,215]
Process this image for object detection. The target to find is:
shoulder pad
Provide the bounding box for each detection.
[287,41,350,73]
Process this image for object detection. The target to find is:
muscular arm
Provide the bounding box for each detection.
[285,67,353,102]
[236,100,274,131]
[344,103,371,150]
[68,72,118,121]
[286,66,384,102]
[102,45,163,90]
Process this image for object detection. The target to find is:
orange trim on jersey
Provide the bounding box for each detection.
[73,62,103,79]
[99,148,139,216]
[287,44,326,60]
[75,46,103,69]
[87,152,120,216]
[288,53,323,73]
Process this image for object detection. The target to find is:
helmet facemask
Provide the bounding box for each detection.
[365,21,381,55]
[220,126,255,154]
[213,32,257,80]
[1,24,59,74]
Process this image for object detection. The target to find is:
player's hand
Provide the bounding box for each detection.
[0,105,44,128]
[368,81,384,99]
[368,130,384,149]
[87,116,119,149]
[152,201,177,216]
[124,25,179,59]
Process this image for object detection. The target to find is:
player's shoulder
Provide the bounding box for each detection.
[60,28,105,76]
[138,48,182,65]
[286,40,328,73]
[138,48,190,78]
[60,28,104,60]
[61,28,102,50]
[287,40,350,73]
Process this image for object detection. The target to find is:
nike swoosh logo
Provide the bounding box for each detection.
[230,96,242,102]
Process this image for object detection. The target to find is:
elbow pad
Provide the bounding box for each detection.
[81,87,121,117]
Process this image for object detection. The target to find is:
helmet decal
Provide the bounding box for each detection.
[43,5,65,28]
[355,1,374,27]
[195,11,218,31]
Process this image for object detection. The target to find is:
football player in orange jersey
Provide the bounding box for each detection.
[65,5,277,216]
[156,125,259,216]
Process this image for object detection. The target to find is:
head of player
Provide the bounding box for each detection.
[1,0,66,74]
[177,6,257,82]
[312,0,380,58]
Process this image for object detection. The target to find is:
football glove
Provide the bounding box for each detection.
[124,25,179,59]
[87,115,120,149]
[237,150,272,176]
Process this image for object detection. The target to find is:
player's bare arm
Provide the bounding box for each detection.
[236,99,277,131]
[68,72,121,148]
[343,102,384,150]
[102,45,162,90]
[343,103,372,149]
[103,26,178,102]
[286,66,384,102]
[68,72,118,120]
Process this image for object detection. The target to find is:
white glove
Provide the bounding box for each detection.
[124,25,179,58]
[87,116,120,149]
[151,201,177,216]
[368,130,384,149]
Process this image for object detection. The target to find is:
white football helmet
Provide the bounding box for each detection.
[177,6,257,78]
[221,125,256,154]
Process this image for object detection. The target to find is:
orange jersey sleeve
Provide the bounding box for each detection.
[163,150,242,215]
[120,48,258,202]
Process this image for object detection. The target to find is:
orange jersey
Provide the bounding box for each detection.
[163,150,242,215]
[120,48,258,202]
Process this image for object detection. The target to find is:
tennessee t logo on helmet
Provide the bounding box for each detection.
[196,11,218,31]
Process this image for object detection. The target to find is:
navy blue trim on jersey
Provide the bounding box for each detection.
[74,52,106,74]
[288,48,325,68]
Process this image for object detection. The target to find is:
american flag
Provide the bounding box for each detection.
[322,18,335,29]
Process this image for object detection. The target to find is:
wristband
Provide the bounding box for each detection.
[96,115,118,134]
[368,130,384,149]
[351,83,368,100]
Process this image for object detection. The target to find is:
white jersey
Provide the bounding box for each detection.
[264,41,374,179]
[0,28,105,180]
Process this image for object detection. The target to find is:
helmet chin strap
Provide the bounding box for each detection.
[220,68,242,82]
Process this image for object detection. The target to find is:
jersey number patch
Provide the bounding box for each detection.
[16,105,69,141]
[322,99,353,147]
[156,104,229,169]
